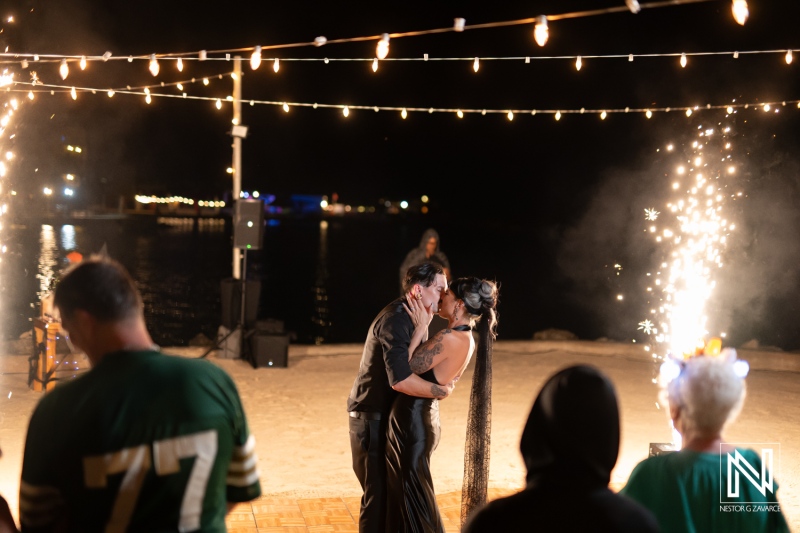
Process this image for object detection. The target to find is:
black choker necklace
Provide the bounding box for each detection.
[451,324,471,331]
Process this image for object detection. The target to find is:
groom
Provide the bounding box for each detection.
[347,262,453,532]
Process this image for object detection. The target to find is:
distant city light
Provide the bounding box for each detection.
[400,201,409,209]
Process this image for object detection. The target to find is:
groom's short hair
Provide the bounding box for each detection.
[401,262,444,293]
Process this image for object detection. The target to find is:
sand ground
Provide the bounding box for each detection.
[0,339,798,531]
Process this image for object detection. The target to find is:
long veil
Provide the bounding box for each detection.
[460,315,494,526]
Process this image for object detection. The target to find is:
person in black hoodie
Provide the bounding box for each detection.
[462,364,660,533]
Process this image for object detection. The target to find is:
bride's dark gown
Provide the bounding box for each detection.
[385,367,444,533]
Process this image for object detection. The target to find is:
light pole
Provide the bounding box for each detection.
[231,55,244,279]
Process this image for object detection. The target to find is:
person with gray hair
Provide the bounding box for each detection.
[621,348,789,532]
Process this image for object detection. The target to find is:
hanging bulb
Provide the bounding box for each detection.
[203,78,209,85]
[177,83,183,90]
[786,50,793,65]
[680,53,687,68]
[79,56,87,70]
[177,58,183,72]
[59,58,69,80]
[575,56,582,71]
[457,109,464,119]
[283,102,290,112]
[473,57,479,72]
[454,18,466,32]
[626,0,641,13]
[372,58,379,72]
[250,46,262,70]
[731,0,748,25]
[600,110,607,120]
[70,87,77,100]
[764,104,771,112]
[107,90,114,97]
[273,58,280,73]
[215,99,222,110]
[534,15,549,47]
[28,91,34,100]
[343,106,350,117]
[555,111,561,121]
[149,54,160,76]
[507,111,514,121]
[401,108,407,119]
[376,33,390,60]
[145,94,151,104]
[628,54,634,62]
[646,109,653,119]
[685,108,692,116]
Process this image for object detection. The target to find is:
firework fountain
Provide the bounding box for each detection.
[638,115,752,449]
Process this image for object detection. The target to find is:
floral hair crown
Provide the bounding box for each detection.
[659,337,750,384]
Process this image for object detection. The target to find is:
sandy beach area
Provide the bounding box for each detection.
[1,339,799,530]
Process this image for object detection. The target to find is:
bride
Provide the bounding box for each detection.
[385,276,499,532]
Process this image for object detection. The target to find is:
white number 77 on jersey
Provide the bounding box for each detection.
[83,429,217,533]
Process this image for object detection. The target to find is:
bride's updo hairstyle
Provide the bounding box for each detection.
[448,277,499,338]
[450,276,501,525]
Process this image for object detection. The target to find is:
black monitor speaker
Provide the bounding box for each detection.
[233,199,264,250]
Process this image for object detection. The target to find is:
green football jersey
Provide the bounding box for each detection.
[20,350,262,532]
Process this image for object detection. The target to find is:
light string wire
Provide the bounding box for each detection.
[14,79,799,118]
[0,0,718,66]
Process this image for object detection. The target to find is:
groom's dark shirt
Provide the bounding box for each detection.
[347,299,414,415]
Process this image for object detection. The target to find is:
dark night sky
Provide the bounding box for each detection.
[4,0,800,348]
[6,0,798,217]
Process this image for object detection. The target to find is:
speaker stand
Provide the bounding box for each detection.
[200,248,255,363]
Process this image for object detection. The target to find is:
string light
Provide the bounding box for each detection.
[273,58,280,73]
[601,110,607,120]
[454,18,466,32]
[680,53,687,68]
[646,109,653,118]
[473,57,480,72]
[343,106,350,117]
[401,108,407,119]
[59,58,68,80]
[457,109,464,118]
[575,55,582,71]
[786,50,793,65]
[283,102,290,112]
[626,0,641,13]
[79,56,87,70]
[731,0,748,25]
[555,111,561,120]
[177,58,183,72]
[507,111,514,121]
[534,15,549,47]
[376,33,390,60]
[372,58,378,72]
[149,54,160,76]
[250,46,262,70]
[70,87,76,100]
[215,98,221,109]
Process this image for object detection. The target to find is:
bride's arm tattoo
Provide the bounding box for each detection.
[410,330,447,374]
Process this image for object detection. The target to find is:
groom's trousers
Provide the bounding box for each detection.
[349,412,388,533]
